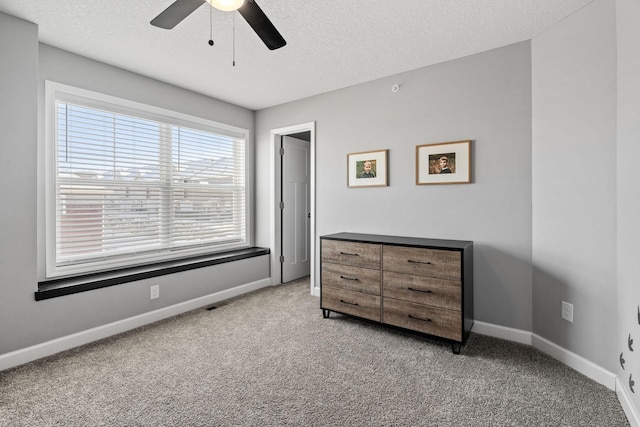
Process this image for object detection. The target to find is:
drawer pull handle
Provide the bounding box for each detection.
[408,287,433,294]
[408,259,432,265]
[340,275,359,281]
[340,251,359,256]
[409,314,432,323]
[340,299,359,306]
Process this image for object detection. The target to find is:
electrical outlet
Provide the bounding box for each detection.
[561,301,573,322]
[150,284,160,300]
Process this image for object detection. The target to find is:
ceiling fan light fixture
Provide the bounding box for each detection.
[206,0,245,12]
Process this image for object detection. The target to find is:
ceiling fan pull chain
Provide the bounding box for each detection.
[232,13,236,66]
[208,4,215,46]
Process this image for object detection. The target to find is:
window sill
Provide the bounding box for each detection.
[36,247,270,301]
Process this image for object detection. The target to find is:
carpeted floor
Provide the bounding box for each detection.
[0,277,630,426]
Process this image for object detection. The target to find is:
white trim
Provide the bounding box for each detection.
[617,377,640,427]
[472,321,616,390]
[269,122,316,294]
[472,321,533,345]
[43,80,251,279]
[531,334,616,390]
[0,278,270,372]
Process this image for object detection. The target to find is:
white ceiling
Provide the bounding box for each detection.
[0,0,593,110]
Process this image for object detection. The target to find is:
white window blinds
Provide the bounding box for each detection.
[46,83,248,277]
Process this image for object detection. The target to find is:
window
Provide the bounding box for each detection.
[45,82,249,278]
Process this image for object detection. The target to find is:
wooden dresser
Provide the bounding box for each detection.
[320,233,473,353]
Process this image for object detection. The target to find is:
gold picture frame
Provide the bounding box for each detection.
[347,149,389,188]
[416,140,471,185]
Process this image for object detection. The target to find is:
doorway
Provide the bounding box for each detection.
[280,135,310,283]
[270,122,316,295]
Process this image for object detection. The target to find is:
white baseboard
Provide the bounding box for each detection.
[472,321,533,345]
[472,321,616,391]
[617,377,640,427]
[531,334,616,391]
[0,278,271,372]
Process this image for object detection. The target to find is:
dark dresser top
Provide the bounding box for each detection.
[320,232,472,250]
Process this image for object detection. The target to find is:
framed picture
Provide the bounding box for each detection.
[347,149,388,188]
[416,140,471,185]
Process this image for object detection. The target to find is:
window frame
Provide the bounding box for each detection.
[44,81,251,279]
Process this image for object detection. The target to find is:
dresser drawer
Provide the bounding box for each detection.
[321,240,381,269]
[383,246,461,281]
[321,286,381,322]
[383,298,461,341]
[322,262,380,295]
[383,271,461,311]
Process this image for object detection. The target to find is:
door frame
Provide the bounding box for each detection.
[269,122,317,295]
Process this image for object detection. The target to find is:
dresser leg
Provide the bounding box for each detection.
[322,309,331,318]
[451,343,461,354]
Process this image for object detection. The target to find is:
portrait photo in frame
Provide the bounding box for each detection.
[347,149,388,188]
[416,140,471,185]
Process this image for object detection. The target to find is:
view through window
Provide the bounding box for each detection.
[47,84,248,277]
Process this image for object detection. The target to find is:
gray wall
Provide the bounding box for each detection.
[616,0,640,414]
[256,42,534,332]
[0,13,38,355]
[0,13,269,356]
[531,0,617,372]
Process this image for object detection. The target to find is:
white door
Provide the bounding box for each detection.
[281,136,310,282]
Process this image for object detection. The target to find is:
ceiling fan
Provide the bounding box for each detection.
[151,0,286,50]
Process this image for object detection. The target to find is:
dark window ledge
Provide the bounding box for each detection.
[36,247,270,301]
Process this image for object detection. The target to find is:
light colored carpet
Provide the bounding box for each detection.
[0,277,629,426]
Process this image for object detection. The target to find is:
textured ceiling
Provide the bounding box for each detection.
[0,0,593,110]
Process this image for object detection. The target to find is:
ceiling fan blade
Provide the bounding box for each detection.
[151,0,206,29]
[237,0,287,50]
